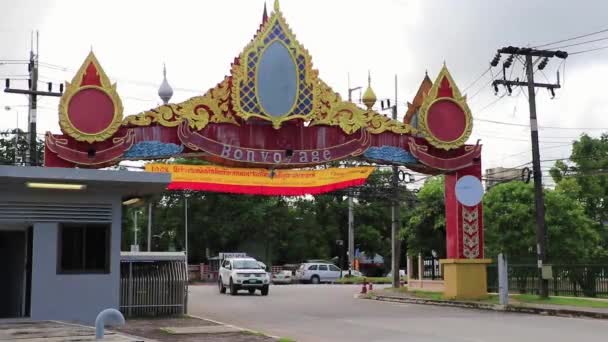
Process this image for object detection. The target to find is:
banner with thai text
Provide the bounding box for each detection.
[145,164,375,196]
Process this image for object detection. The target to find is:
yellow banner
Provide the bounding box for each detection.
[145,164,375,195]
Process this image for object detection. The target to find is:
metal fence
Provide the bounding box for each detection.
[488,263,608,298]
[120,260,188,317]
[423,257,442,280]
[409,256,443,280]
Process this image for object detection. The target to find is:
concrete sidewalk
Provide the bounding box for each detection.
[0,320,148,341]
[364,290,608,319]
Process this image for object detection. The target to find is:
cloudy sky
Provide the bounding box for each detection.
[1,0,608,182]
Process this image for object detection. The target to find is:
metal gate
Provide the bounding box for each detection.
[120,252,188,317]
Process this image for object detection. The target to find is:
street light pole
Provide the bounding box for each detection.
[348,193,354,274]
[147,201,152,252]
[381,75,401,288]
[184,195,189,262]
[133,210,138,249]
[346,75,362,274]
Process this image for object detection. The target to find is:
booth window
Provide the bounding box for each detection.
[58,224,110,274]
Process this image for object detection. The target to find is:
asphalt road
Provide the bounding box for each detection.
[188,284,608,342]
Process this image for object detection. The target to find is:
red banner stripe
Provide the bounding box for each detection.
[166,178,368,196]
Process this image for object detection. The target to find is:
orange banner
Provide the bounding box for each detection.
[145,164,375,196]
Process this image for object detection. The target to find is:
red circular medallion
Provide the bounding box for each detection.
[426,99,466,142]
[67,88,115,135]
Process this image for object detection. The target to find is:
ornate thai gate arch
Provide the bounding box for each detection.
[44,0,489,298]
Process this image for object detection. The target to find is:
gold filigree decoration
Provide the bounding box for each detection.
[123,77,238,129]
[366,113,418,135]
[418,64,473,150]
[58,52,123,143]
[230,4,319,128]
[311,80,418,135]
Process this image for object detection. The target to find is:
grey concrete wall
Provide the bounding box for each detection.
[0,192,122,325]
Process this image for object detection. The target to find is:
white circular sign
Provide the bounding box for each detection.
[455,175,484,207]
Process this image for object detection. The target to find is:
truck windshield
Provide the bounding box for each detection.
[233,260,262,269]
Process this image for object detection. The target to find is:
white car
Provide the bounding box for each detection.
[342,269,363,278]
[272,270,293,284]
[386,269,407,278]
[218,257,270,295]
[295,262,341,284]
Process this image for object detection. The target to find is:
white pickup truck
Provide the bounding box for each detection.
[218,257,270,295]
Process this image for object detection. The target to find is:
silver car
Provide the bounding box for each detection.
[295,262,341,284]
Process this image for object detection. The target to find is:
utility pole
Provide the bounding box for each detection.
[347,75,362,274]
[4,32,63,166]
[382,75,401,288]
[491,46,567,298]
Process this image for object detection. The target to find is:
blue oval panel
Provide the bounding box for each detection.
[256,41,298,117]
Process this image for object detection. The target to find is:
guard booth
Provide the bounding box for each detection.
[119,252,188,317]
[0,165,170,324]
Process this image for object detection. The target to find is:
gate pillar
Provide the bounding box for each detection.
[442,162,491,299]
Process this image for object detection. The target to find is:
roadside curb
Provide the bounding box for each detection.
[362,294,608,320]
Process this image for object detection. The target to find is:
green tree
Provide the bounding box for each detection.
[402,176,446,258]
[550,134,608,249]
[483,181,603,262]
[483,181,535,259]
[0,129,43,165]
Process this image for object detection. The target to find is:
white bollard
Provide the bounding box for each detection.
[95,308,125,340]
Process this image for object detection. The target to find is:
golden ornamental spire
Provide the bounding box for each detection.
[274,0,280,11]
[362,71,377,110]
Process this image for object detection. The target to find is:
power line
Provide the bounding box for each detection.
[569,45,608,55]
[534,27,608,48]
[474,117,608,131]
[474,92,507,115]
[462,67,491,92]
[550,36,608,50]
[38,61,203,93]
[498,143,572,162]
[476,134,576,144]
[468,58,525,102]
[467,77,496,101]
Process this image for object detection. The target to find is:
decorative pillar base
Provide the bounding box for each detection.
[440,258,492,300]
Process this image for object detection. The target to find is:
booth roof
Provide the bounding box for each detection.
[0,165,170,197]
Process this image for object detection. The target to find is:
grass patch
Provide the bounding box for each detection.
[513,294,608,309]
[335,276,404,284]
[385,287,444,300]
[388,286,409,293]
[278,338,296,342]
[384,287,499,304]
[407,290,445,301]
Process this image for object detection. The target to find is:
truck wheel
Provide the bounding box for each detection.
[261,285,269,296]
[219,278,226,294]
[311,275,320,284]
[230,278,237,295]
